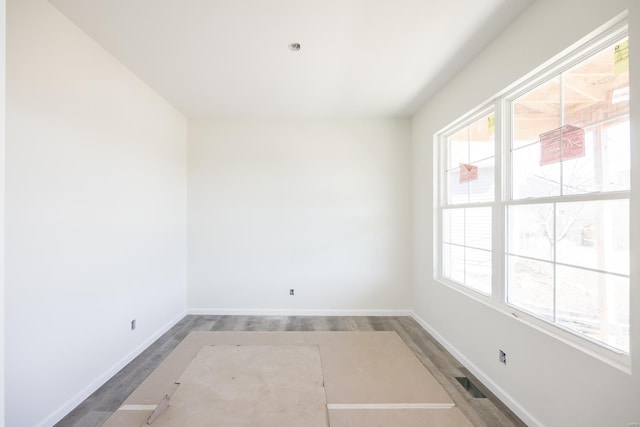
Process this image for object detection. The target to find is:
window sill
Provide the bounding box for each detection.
[435,277,631,374]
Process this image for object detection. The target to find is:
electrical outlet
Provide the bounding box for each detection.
[131,319,136,331]
[499,350,507,365]
[289,289,294,296]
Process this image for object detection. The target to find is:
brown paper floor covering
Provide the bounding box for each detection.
[101,331,472,427]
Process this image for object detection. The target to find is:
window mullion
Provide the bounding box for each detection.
[437,135,446,278]
[463,208,467,286]
[552,202,558,323]
[559,73,565,197]
[493,101,505,304]
[554,72,563,322]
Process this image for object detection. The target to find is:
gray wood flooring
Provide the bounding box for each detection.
[54,315,527,427]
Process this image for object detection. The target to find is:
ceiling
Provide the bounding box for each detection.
[49,0,534,119]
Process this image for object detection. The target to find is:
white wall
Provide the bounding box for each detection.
[5,0,188,426]
[411,0,640,426]
[188,119,411,314]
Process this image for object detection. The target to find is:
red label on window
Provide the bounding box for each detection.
[539,125,585,165]
[459,163,478,183]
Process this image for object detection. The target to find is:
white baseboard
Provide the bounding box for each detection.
[410,311,543,427]
[187,308,412,317]
[39,310,187,427]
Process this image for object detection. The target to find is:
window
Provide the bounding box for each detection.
[441,112,495,294]
[437,23,630,359]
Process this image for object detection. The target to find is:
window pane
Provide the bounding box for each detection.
[447,169,468,205]
[466,207,491,250]
[443,208,465,245]
[561,116,630,195]
[512,143,561,199]
[442,206,493,295]
[512,77,561,149]
[564,39,629,128]
[556,266,629,352]
[446,113,496,205]
[598,117,631,192]
[469,157,495,203]
[556,200,629,275]
[469,114,495,162]
[466,248,492,294]
[448,127,469,170]
[443,243,464,283]
[507,256,554,321]
[508,204,554,261]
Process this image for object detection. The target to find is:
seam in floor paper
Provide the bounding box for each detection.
[118,404,158,411]
[327,403,455,410]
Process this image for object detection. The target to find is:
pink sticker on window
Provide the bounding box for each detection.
[459,163,478,183]
[539,125,585,165]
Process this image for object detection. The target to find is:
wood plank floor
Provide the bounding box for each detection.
[54,315,527,427]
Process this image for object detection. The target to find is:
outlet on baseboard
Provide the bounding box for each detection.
[131,319,137,331]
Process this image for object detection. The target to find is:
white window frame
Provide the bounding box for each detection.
[435,19,630,372]
[438,105,497,296]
